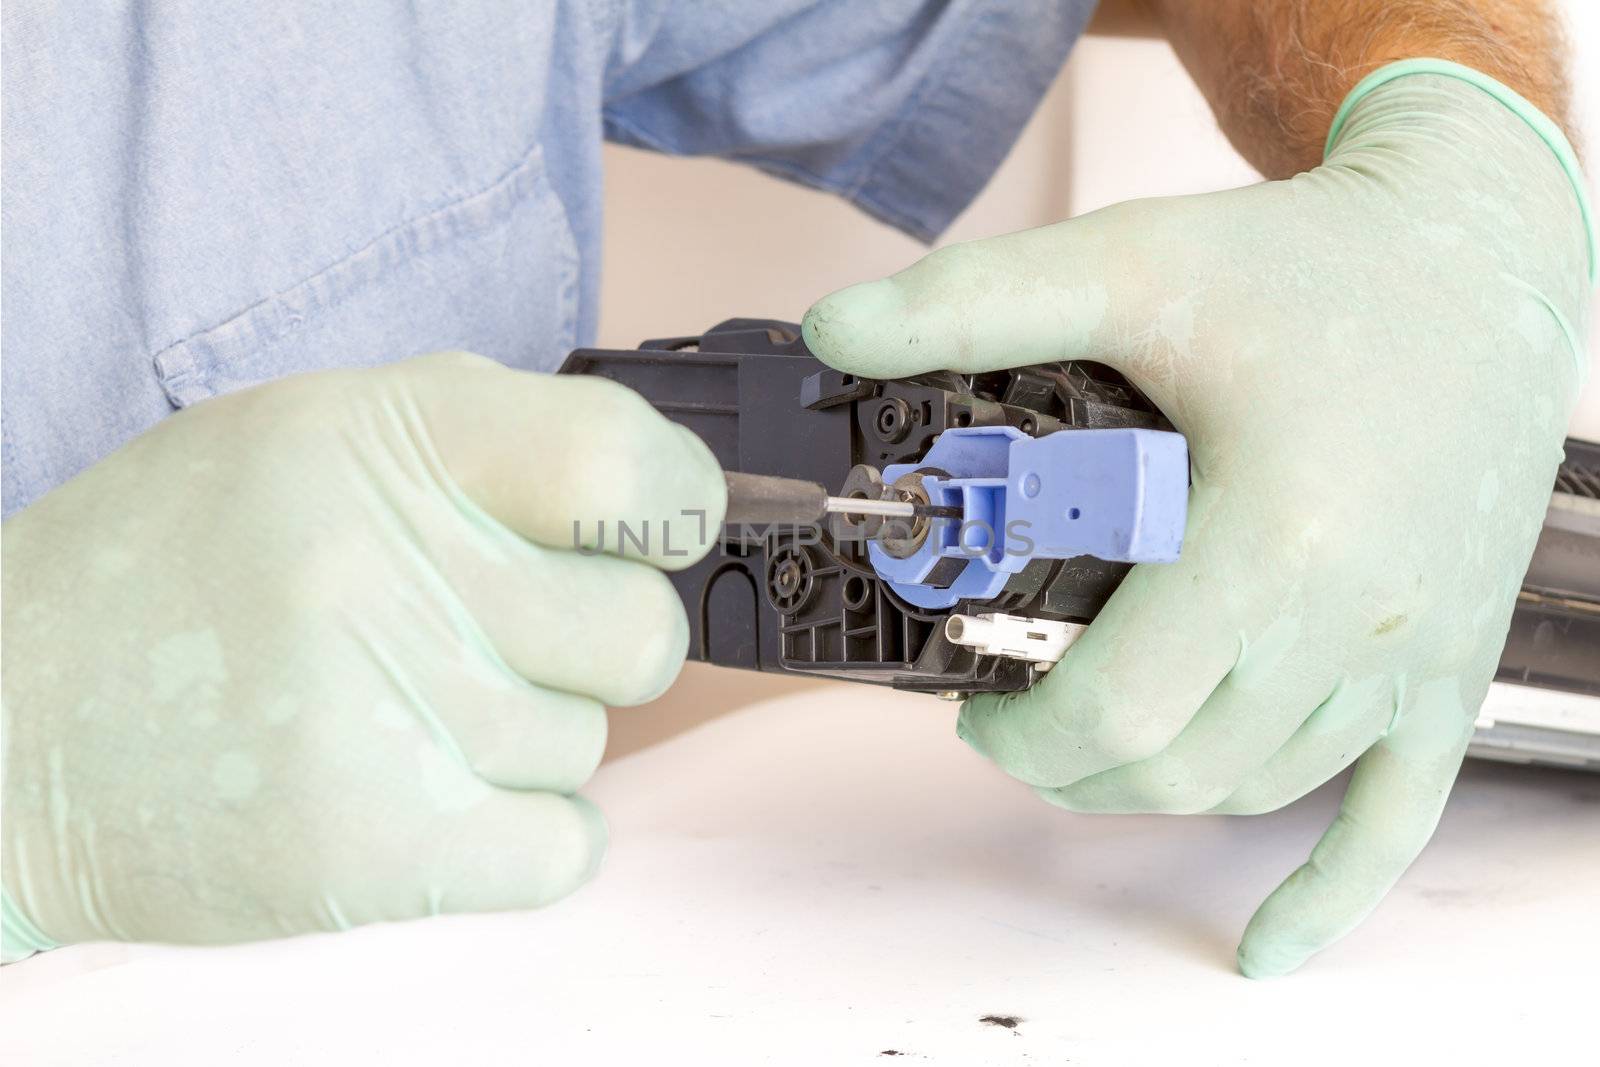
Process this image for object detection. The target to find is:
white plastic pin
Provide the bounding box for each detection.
[941,613,1086,671]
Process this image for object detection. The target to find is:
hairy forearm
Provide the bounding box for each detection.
[1134,0,1572,177]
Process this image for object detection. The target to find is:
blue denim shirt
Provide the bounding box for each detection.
[1,1,1092,516]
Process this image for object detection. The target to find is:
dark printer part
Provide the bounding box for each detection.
[1495,437,1600,699]
[1471,437,1600,768]
[560,318,1600,709]
[559,318,1185,695]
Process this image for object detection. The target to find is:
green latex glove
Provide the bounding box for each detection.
[802,61,1593,977]
[1,353,725,961]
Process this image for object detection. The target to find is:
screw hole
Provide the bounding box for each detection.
[954,410,973,427]
[1067,507,1081,520]
[842,489,873,525]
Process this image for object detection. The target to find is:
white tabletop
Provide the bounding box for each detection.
[5,684,1596,1065]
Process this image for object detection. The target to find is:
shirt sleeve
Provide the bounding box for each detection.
[599,0,1096,242]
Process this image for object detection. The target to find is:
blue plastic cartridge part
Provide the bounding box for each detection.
[868,426,1189,610]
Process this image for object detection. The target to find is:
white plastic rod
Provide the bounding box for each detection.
[943,613,1087,671]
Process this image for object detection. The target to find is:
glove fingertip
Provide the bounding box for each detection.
[954,695,996,759]
[801,280,910,377]
[1236,894,1323,979]
[956,692,1064,788]
[663,423,728,569]
[1235,931,1308,980]
[567,793,610,888]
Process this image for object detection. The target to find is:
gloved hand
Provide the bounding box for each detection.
[1,353,725,960]
[802,62,1593,977]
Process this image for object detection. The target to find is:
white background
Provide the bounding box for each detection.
[5,690,1597,1064]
